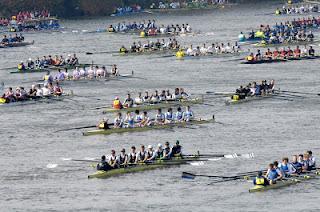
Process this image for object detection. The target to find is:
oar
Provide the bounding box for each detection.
[86,50,119,55]
[182,172,241,180]
[54,125,97,133]
[0,66,16,71]
[280,90,320,96]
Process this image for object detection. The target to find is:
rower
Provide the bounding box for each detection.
[273,161,284,179]
[255,49,262,60]
[109,150,118,169]
[97,155,113,171]
[273,48,279,59]
[171,140,182,157]
[291,155,302,174]
[53,82,63,96]
[159,90,166,101]
[140,111,151,127]
[253,171,269,186]
[162,141,172,159]
[143,91,149,102]
[308,46,315,56]
[265,48,272,59]
[175,107,184,122]
[136,145,147,163]
[134,109,142,124]
[1,35,9,44]
[98,118,109,129]
[165,108,174,124]
[183,106,194,122]
[146,145,157,162]
[307,150,316,169]
[172,88,181,100]
[55,69,65,81]
[134,92,143,105]
[111,64,119,76]
[287,47,293,57]
[113,96,122,109]
[124,111,134,128]
[266,163,282,184]
[155,108,165,125]
[114,112,123,128]
[294,46,301,57]
[155,143,164,159]
[246,53,254,62]
[165,90,172,100]
[278,157,296,177]
[117,148,128,167]
[123,93,134,108]
[180,88,189,99]
[27,58,34,69]
[128,146,137,164]
[150,90,160,103]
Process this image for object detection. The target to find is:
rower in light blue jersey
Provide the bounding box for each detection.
[183,106,193,122]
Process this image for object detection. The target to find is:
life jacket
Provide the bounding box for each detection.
[44,75,50,81]
[17,64,23,70]
[113,100,121,109]
[246,55,253,61]
[120,48,127,53]
[98,122,105,129]
[140,31,146,38]
[255,177,265,185]
[232,95,240,101]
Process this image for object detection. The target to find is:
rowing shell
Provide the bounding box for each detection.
[103,97,203,113]
[225,93,278,105]
[9,63,94,74]
[112,48,179,57]
[88,154,200,179]
[249,172,319,192]
[83,117,214,136]
[241,55,320,64]
[0,40,34,48]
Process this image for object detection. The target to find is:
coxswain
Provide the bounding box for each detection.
[266,163,282,184]
[43,71,53,84]
[120,45,128,54]
[128,146,137,164]
[162,141,172,159]
[124,111,135,128]
[109,150,118,169]
[165,108,174,124]
[253,171,269,186]
[155,108,165,125]
[97,118,110,129]
[53,82,63,96]
[17,61,26,71]
[114,112,123,128]
[183,106,194,122]
[113,96,122,109]
[97,155,113,171]
[246,53,254,61]
[171,140,182,157]
[293,46,301,57]
[136,145,147,163]
[117,148,128,167]
[123,93,134,108]
[308,46,315,56]
[176,49,185,58]
[155,143,164,159]
[146,145,157,162]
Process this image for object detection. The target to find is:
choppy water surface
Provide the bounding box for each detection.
[1,2,320,211]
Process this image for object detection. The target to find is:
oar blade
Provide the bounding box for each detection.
[181,172,196,180]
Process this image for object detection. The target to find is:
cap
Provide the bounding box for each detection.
[148,145,153,149]
[158,143,162,148]
[121,148,125,152]
[165,141,169,145]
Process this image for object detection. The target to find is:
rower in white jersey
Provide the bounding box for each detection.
[128,146,137,164]
[63,68,70,80]
[180,88,190,99]
[146,145,157,162]
[186,45,194,56]
[116,148,128,166]
[124,111,135,128]
[220,43,226,53]
[72,67,81,80]
[207,44,214,54]
[307,150,316,169]
[155,108,165,125]
[165,108,174,124]
[186,24,192,32]
[165,90,173,100]
[109,150,118,168]
[225,43,232,53]
[200,44,208,55]
[172,88,181,100]
[79,67,87,78]
[301,45,308,56]
[114,112,123,128]
[183,106,194,122]
[159,90,166,101]
[143,91,150,103]
[136,145,147,163]
[150,90,160,103]
[96,66,105,78]
[87,65,95,79]
[134,92,143,105]
[175,107,184,122]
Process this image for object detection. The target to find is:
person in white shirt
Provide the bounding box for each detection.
[42,85,51,96]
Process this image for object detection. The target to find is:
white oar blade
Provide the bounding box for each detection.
[189,161,205,166]
[240,153,255,159]
[46,163,58,169]
[224,153,238,159]
[61,157,72,161]
[208,158,223,161]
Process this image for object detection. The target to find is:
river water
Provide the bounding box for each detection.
[1,2,320,211]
